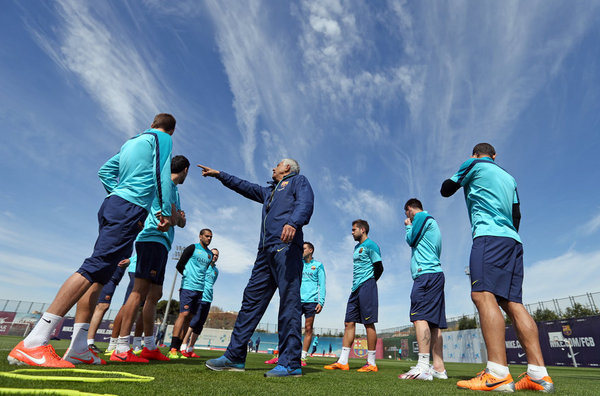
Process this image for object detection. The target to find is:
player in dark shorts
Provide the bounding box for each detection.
[442,143,553,392]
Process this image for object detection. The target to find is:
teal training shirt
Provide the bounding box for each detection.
[127,255,137,273]
[311,336,319,347]
[135,181,180,250]
[300,259,326,305]
[352,238,382,292]
[181,244,213,292]
[98,129,173,215]
[201,264,219,303]
[450,157,521,242]
[405,211,442,280]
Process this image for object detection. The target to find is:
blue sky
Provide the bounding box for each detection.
[1,0,600,331]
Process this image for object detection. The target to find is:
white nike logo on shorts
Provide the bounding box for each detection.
[17,349,46,365]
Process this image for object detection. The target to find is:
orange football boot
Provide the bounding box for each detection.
[8,341,75,368]
[515,373,555,393]
[324,362,350,370]
[457,369,515,392]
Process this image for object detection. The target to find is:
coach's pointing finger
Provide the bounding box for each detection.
[197,164,220,177]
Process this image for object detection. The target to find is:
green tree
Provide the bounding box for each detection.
[458,315,477,330]
[532,308,559,322]
[563,303,597,319]
[156,299,179,319]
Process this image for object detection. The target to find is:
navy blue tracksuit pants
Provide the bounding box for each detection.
[224,243,303,369]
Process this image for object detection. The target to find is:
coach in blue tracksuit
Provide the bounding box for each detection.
[199,159,314,377]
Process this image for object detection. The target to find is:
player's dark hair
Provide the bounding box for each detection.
[304,241,314,252]
[404,198,423,211]
[200,228,212,236]
[352,219,369,234]
[472,142,496,157]
[171,155,190,173]
[151,113,176,132]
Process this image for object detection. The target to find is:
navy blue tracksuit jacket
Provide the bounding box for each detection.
[217,171,314,369]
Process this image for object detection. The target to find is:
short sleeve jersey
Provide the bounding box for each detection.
[136,181,180,250]
[181,244,213,292]
[98,129,173,214]
[450,157,521,243]
[405,211,442,280]
[127,255,137,273]
[300,259,326,305]
[352,238,382,292]
[201,264,219,303]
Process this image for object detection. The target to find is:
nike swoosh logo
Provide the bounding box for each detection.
[486,379,507,388]
[518,353,526,358]
[410,312,418,315]
[71,356,95,364]
[472,280,479,286]
[42,318,51,323]
[113,354,127,361]
[16,349,46,365]
[364,316,371,321]
[277,247,286,252]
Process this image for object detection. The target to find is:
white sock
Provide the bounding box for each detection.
[87,338,95,346]
[418,353,430,370]
[144,336,156,351]
[487,361,510,379]
[24,312,62,348]
[367,350,376,366]
[68,323,90,353]
[527,364,548,380]
[133,336,143,350]
[338,347,350,365]
[181,343,188,352]
[187,345,194,353]
[116,336,130,353]
[301,350,308,359]
[107,337,118,351]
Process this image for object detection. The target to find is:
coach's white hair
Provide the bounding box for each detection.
[281,158,300,174]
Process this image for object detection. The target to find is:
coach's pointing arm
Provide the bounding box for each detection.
[198,164,268,203]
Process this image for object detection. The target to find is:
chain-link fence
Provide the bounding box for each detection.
[2,291,598,337]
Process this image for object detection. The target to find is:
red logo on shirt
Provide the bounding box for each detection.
[359,248,363,253]
[311,266,316,270]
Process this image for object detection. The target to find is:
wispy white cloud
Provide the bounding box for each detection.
[27,0,169,136]
[577,210,600,236]
[334,177,397,226]
[523,248,600,302]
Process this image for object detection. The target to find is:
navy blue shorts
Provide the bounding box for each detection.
[77,195,147,285]
[97,265,128,304]
[470,236,523,303]
[344,278,378,324]
[410,272,447,329]
[302,303,318,319]
[179,289,203,314]
[135,241,168,285]
[190,301,211,333]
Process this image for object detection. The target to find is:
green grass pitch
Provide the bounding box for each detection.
[0,336,598,395]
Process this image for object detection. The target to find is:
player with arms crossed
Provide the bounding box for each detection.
[168,229,213,359]
[180,248,220,357]
[442,143,553,393]
[324,219,383,373]
[398,198,448,381]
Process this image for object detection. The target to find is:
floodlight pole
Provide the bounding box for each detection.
[160,245,184,332]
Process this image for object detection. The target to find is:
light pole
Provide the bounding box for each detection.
[160,245,184,333]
